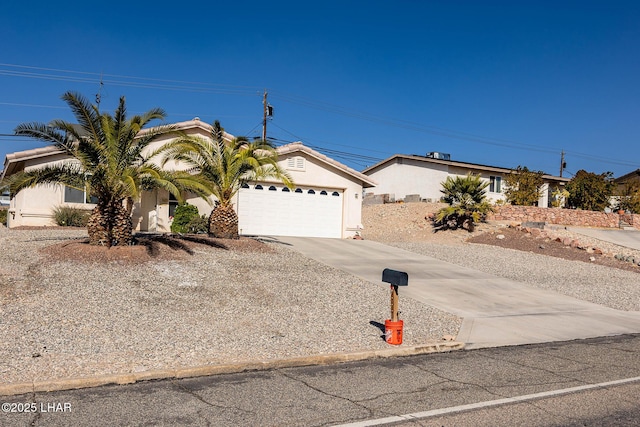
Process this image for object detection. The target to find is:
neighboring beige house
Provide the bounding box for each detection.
[362,152,569,207]
[1,119,376,238]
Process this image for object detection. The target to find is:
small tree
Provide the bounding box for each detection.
[616,181,640,213]
[566,170,614,211]
[503,166,545,206]
[435,174,493,232]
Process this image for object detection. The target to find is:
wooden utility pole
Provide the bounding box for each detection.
[262,90,268,141]
[560,150,566,177]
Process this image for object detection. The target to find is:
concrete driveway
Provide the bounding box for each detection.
[567,227,640,250]
[275,236,640,350]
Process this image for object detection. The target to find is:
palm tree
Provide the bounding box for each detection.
[162,121,293,239]
[5,91,209,246]
[435,173,493,232]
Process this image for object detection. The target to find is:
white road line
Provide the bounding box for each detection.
[333,376,640,427]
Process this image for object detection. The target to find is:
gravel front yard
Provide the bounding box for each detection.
[0,226,460,385]
[2,201,639,385]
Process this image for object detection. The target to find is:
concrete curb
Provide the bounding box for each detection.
[0,341,464,396]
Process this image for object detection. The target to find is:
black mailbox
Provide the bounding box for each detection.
[382,268,408,286]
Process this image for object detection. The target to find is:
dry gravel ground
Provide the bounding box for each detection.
[363,203,640,313]
[3,202,639,386]
[0,225,460,385]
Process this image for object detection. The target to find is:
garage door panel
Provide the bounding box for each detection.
[238,185,342,238]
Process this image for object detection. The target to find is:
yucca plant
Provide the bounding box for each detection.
[435,174,493,232]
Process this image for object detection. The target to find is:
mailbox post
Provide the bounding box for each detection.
[382,268,408,345]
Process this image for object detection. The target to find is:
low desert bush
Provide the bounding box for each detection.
[186,214,209,234]
[52,206,90,227]
[0,209,7,226]
[171,203,204,233]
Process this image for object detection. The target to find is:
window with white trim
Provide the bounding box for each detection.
[489,176,502,193]
[64,186,97,204]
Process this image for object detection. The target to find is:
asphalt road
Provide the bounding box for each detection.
[2,334,639,426]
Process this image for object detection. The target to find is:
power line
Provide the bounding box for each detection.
[1,62,638,172]
[271,91,561,153]
[268,122,392,157]
[0,69,259,95]
[0,62,259,90]
[0,102,67,110]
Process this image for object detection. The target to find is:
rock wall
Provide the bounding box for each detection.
[487,205,639,229]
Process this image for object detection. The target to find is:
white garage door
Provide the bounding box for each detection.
[237,184,343,238]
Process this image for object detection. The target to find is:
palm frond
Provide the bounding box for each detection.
[14,122,72,154]
[5,163,84,195]
[61,92,102,142]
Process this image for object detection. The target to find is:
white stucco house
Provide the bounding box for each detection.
[0,119,376,238]
[362,153,569,207]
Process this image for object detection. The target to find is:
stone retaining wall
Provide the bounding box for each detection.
[487,205,639,229]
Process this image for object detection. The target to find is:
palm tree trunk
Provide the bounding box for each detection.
[86,200,133,247]
[87,204,111,247]
[209,202,239,239]
[112,203,133,246]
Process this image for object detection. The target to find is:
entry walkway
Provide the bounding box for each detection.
[276,237,640,349]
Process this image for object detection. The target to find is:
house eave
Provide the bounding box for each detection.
[277,142,378,188]
[362,154,569,183]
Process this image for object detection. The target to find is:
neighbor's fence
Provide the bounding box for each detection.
[487,205,639,229]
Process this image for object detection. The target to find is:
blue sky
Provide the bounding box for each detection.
[1,1,639,177]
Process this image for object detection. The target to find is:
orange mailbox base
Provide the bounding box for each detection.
[384,319,404,345]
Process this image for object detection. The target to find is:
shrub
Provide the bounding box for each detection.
[52,206,90,227]
[504,166,545,206]
[170,203,201,233]
[186,215,209,234]
[616,182,640,214]
[566,170,614,211]
[0,209,7,226]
